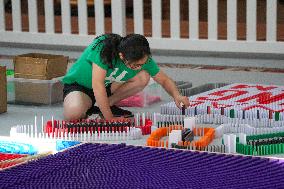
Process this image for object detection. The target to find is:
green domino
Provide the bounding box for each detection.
[252,150,257,156]
[248,146,251,155]
[242,145,246,155]
[230,109,235,118]
[272,144,277,154]
[261,146,264,156]
[275,112,280,121]
[253,148,257,156]
[241,144,244,154]
[277,144,280,154]
[244,146,248,155]
[248,146,252,155]
[262,145,265,155]
[250,146,254,155]
[263,146,266,156]
[236,144,238,152]
[237,143,244,154]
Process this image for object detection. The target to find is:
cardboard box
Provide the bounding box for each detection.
[8,77,63,105]
[14,53,68,80]
[0,66,7,113]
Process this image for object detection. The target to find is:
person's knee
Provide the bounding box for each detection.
[136,71,150,89]
[63,102,86,120]
[63,91,92,120]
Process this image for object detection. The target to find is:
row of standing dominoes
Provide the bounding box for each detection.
[10,116,142,141]
[159,105,284,127]
[215,123,284,138]
[172,143,227,153]
[161,103,283,122]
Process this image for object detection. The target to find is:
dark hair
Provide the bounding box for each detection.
[95,33,151,69]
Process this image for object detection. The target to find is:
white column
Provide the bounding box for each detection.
[266,0,277,42]
[78,0,88,35]
[152,0,161,38]
[28,0,38,33]
[170,0,180,38]
[0,0,5,31]
[189,0,199,39]
[246,0,257,41]
[227,0,237,41]
[61,0,71,34]
[134,0,143,34]
[95,0,105,35]
[208,0,218,40]
[12,0,22,32]
[44,0,55,33]
[111,0,126,36]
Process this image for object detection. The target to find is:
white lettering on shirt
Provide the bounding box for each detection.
[105,68,128,83]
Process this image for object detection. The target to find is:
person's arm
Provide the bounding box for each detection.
[153,70,190,109]
[92,63,113,119]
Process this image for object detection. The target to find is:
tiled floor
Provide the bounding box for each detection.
[1,62,284,134]
[0,53,284,158]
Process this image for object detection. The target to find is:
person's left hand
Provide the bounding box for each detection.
[174,95,190,109]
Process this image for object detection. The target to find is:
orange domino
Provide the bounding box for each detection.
[146,125,183,148]
[146,139,150,146]
[158,141,161,147]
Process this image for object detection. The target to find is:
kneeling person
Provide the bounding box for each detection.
[62,33,190,120]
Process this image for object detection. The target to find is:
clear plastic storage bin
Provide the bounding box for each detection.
[117,78,162,107]
[7,77,63,105]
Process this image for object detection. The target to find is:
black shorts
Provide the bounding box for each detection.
[63,82,112,107]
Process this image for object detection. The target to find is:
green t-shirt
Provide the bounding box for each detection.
[62,36,160,89]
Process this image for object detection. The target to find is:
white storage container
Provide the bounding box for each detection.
[7,77,63,105]
[117,78,162,107]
